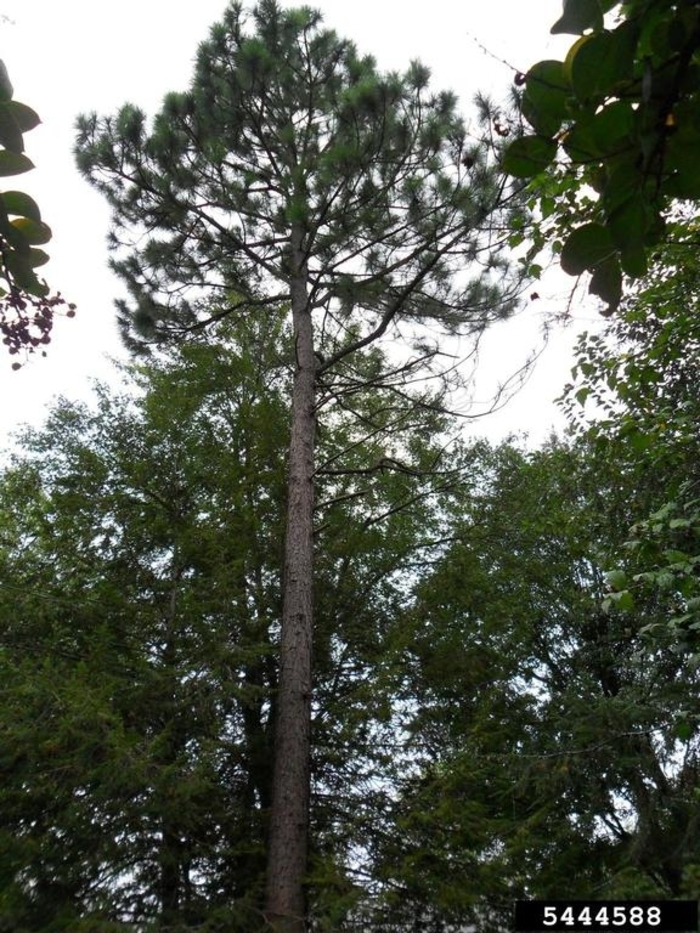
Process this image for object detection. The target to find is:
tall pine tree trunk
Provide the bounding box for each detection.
[264,226,315,932]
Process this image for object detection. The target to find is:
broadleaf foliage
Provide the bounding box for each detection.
[504,0,700,311]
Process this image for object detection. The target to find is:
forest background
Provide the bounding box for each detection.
[2,1,700,932]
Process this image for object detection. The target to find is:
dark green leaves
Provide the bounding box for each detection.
[11,217,52,245]
[0,179,52,297]
[563,100,636,163]
[0,62,48,299]
[503,0,700,313]
[568,24,637,103]
[0,100,41,154]
[1,190,42,223]
[0,60,12,102]
[560,223,614,276]
[522,60,569,137]
[502,135,557,177]
[0,60,72,364]
[0,151,33,176]
[558,223,623,308]
[76,0,520,356]
[589,258,622,309]
[551,0,618,35]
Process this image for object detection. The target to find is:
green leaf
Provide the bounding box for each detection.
[590,100,636,156]
[616,590,635,611]
[627,428,652,452]
[560,223,615,275]
[3,249,46,293]
[675,720,693,742]
[561,101,636,164]
[1,221,31,254]
[0,150,34,176]
[620,245,648,278]
[602,158,645,214]
[502,135,557,178]
[1,190,42,222]
[570,25,638,102]
[605,568,628,590]
[663,126,700,199]
[562,118,601,163]
[0,102,40,156]
[589,257,623,310]
[522,60,570,137]
[27,246,49,268]
[604,589,635,611]
[669,518,693,530]
[551,0,613,35]
[6,101,41,133]
[11,217,52,246]
[604,194,651,278]
[0,103,24,154]
[0,60,13,102]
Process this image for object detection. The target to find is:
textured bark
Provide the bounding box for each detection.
[158,568,188,927]
[264,227,316,933]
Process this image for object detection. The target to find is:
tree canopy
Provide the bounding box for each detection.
[76,0,520,356]
[562,215,700,655]
[372,436,700,930]
[7,347,700,929]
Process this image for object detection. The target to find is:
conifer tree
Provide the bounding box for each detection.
[75,3,523,927]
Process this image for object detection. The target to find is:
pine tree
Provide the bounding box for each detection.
[75,3,523,927]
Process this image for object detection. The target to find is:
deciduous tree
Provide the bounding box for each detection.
[562,217,700,655]
[369,438,700,931]
[503,0,700,311]
[0,59,74,363]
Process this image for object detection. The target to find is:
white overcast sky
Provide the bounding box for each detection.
[0,0,599,444]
